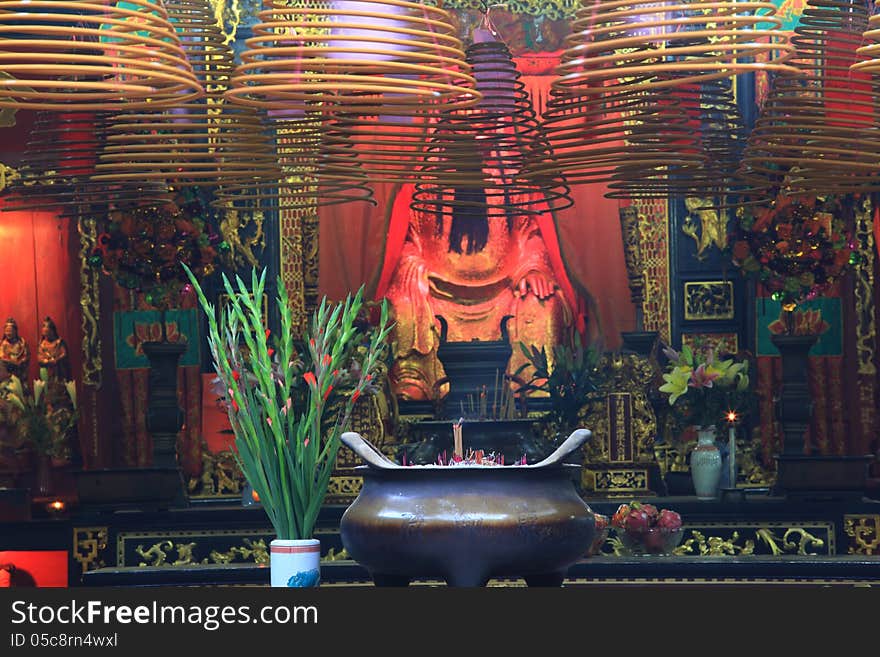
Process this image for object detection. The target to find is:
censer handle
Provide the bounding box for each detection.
[341,431,399,469]
[531,429,592,468]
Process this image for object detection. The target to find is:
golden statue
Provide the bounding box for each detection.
[37,317,70,382]
[0,317,29,379]
[381,188,579,401]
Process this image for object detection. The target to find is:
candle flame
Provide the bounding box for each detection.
[726,411,738,423]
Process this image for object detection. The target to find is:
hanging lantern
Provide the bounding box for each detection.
[0,0,203,110]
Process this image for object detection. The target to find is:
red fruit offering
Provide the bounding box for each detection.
[594,513,608,531]
[611,504,630,529]
[624,508,650,533]
[657,509,683,530]
[641,504,659,523]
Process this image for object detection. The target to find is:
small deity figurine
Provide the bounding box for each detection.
[0,317,29,379]
[37,317,70,382]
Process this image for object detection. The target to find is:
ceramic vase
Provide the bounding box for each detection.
[690,426,722,500]
[270,538,321,587]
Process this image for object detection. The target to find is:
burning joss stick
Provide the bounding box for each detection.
[453,418,464,460]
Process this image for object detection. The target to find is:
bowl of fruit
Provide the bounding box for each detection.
[586,513,609,557]
[611,502,684,555]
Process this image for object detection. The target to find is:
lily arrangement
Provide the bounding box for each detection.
[658,344,750,433]
[185,266,392,541]
[6,370,77,460]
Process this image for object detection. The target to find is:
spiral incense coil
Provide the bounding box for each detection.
[91,0,235,186]
[319,113,436,184]
[739,0,880,195]
[213,105,283,202]
[411,41,572,219]
[2,111,102,212]
[607,77,748,198]
[853,10,880,74]
[225,0,480,116]
[216,114,375,210]
[528,83,706,191]
[0,0,203,110]
[554,0,796,96]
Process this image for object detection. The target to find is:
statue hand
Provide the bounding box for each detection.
[516,271,557,301]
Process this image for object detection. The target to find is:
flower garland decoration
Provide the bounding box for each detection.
[89,191,220,307]
[728,193,858,309]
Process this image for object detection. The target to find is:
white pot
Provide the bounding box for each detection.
[270,538,321,587]
[690,426,722,500]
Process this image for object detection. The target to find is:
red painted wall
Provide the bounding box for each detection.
[0,550,68,587]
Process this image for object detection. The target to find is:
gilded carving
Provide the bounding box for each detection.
[618,206,645,307]
[579,352,657,465]
[755,527,825,556]
[187,444,244,499]
[854,198,876,377]
[676,530,756,556]
[77,215,102,387]
[635,198,671,343]
[589,469,649,493]
[218,204,265,270]
[209,539,268,566]
[72,527,109,574]
[681,332,738,356]
[683,198,729,260]
[326,476,364,503]
[844,515,880,555]
[0,163,18,192]
[683,282,734,321]
[302,212,319,316]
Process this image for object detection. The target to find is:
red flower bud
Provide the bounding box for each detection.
[267,348,275,358]
[322,354,331,366]
[232,370,241,382]
[231,399,240,413]
[303,371,317,387]
[323,385,333,401]
[265,329,271,339]
[351,389,361,403]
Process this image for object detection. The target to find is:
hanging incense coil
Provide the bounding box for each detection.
[91,0,235,186]
[555,0,796,96]
[2,111,102,212]
[212,105,283,210]
[607,77,748,199]
[530,0,795,190]
[739,0,880,195]
[529,82,707,195]
[411,40,572,220]
[216,113,375,211]
[853,8,880,74]
[225,0,480,116]
[0,0,203,110]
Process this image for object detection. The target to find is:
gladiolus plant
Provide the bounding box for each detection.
[185,266,391,540]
